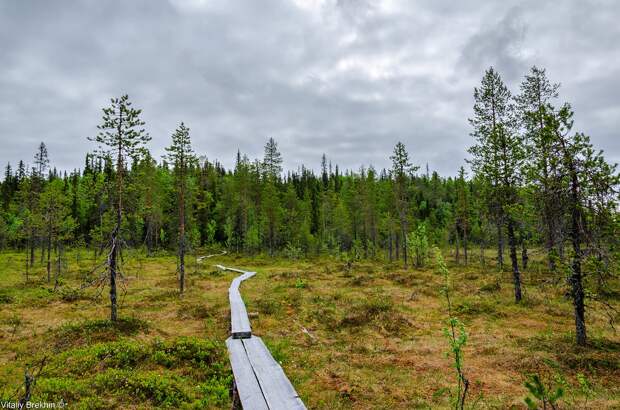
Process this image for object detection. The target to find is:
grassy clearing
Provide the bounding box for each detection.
[0,249,618,409]
[0,250,232,409]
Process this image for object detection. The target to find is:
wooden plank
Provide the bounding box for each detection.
[226,337,269,410]
[229,270,256,338]
[242,336,306,410]
[217,264,253,275]
[230,292,252,338]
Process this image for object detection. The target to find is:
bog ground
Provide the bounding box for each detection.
[0,250,618,409]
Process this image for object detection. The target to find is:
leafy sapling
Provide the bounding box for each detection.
[523,373,564,410]
[435,247,469,410]
[408,223,430,268]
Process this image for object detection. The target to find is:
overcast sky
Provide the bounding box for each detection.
[1,0,618,177]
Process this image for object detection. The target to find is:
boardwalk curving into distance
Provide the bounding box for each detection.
[217,265,306,410]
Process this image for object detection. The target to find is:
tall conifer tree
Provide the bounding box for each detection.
[468,67,525,302]
[165,123,195,294]
[89,95,150,321]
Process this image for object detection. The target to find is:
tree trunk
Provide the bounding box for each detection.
[506,218,522,303]
[179,179,185,295]
[54,242,61,291]
[146,221,153,257]
[395,233,400,261]
[463,228,468,266]
[109,227,118,322]
[496,220,504,270]
[545,218,556,272]
[521,241,528,271]
[30,229,35,267]
[18,370,34,408]
[25,250,29,282]
[569,170,586,346]
[401,226,408,269]
[109,134,123,323]
[46,232,52,283]
[539,114,557,273]
[455,228,460,264]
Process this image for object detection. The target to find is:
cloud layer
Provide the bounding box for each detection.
[1,0,618,176]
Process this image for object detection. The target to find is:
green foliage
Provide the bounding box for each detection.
[55,317,149,349]
[407,223,430,267]
[93,369,188,406]
[58,287,87,302]
[435,248,470,410]
[294,278,308,289]
[33,334,230,408]
[576,372,596,407]
[255,296,282,315]
[523,373,564,410]
[89,94,151,161]
[0,291,14,304]
[264,338,290,365]
[339,293,394,328]
[284,242,303,260]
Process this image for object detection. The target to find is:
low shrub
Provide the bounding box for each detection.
[54,317,149,349]
[93,369,188,407]
[59,287,88,302]
[0,291,14,304]
[339,294,394,328]
[177,304,213,319]
[255,297,281,315]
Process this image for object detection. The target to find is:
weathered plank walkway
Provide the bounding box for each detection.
[217,265,306,410]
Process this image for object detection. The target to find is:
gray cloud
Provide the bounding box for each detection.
[460,6,528,81]
[0,0,618,177]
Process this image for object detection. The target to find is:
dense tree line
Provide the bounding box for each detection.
[0,67,617,345]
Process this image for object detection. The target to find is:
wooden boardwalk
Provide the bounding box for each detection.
[217,265,306,410]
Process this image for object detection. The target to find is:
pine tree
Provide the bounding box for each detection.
[468,67,525,303]
[38,179,74,288]
[33,142,50,265]
[33,142,50,182]
[137,153,164,256]
[539,102,618,345]
[390,142,418,268]
[89,95,150,321]
[164,123,195,294]
[516,66,563,271]
[455,167,470,265]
